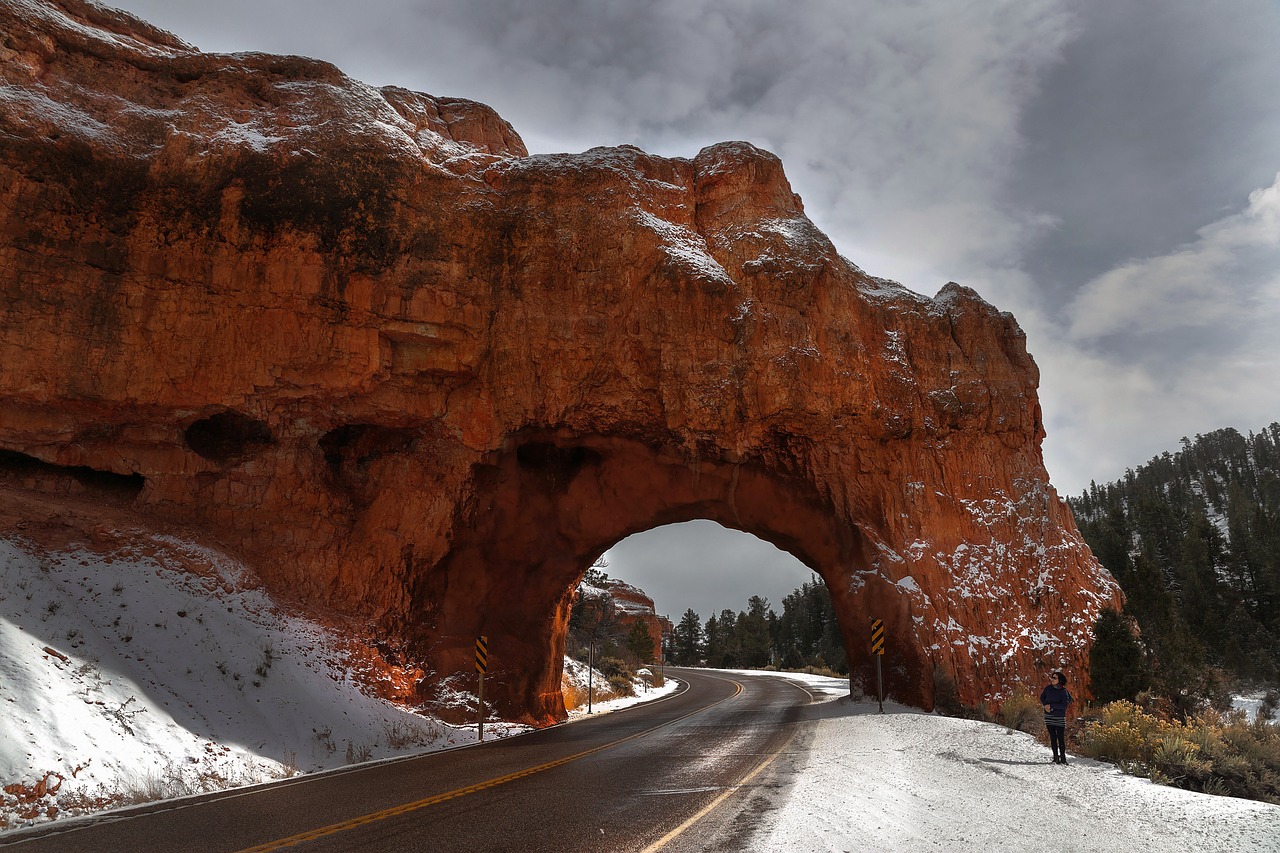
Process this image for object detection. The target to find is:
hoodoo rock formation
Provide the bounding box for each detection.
[0,0,1121,724]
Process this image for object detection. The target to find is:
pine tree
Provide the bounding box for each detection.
[671,608,704,666]
[737,596,773,668]
[625,619,656,666]
[1088,609,1147,702]
[717,607,740,667]
[703,614,728,668]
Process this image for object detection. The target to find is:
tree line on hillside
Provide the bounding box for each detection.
[1072,423,1280,712]
[567,563,848,675]
[664,575,848,674]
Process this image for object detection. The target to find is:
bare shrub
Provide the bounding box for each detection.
[313,726,336,754]
[382,717,441,750]
[999,688,1045,735]
[344,741,373,765]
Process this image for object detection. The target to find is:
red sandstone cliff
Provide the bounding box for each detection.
[0,0,1121,724]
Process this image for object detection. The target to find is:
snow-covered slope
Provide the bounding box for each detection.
[0,534,528,830]
[0,529,678,832]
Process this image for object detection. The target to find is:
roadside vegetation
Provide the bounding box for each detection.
[1070,425,1280,713]
[931,669,1280,806]
[1060,424,1280,804]
[564,561,664,710]
[1079,699,1280,803]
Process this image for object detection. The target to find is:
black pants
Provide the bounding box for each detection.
[1048,724,1066,757]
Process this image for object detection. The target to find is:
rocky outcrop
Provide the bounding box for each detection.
[574,575,665,663]
[0,0,1121,724]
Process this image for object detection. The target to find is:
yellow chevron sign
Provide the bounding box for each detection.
[870,619,885,656]
[475,635,489,673]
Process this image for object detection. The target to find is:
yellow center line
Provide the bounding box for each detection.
[235,678,743,853]
[638,671,811,853]
[638,746,785,853]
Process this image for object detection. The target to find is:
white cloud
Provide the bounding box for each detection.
[1068,174,1280,341]
[1037,173,1280,493]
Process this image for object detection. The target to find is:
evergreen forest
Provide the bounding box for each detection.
[1070,423,1280,709]
[664,575,847,674]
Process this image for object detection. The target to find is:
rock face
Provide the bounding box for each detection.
[574,575,665,663]
[0,0,1121,724]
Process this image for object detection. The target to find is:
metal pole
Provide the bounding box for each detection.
[478,671,485,741]
[587,640,594,714]
[876,655,884,713]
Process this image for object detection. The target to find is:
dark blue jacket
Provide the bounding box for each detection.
[1040,684,1072,723]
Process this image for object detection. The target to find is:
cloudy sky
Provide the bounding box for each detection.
[101,0,1280,620]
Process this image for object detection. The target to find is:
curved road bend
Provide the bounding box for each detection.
[1,668,819,853]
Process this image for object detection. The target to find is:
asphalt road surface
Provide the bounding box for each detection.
[0,668,822,852]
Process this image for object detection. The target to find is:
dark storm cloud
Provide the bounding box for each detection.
[1010,0,1280,303]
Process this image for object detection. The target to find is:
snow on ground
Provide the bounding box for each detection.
[1234,691,1278,723]
[561,657,679,719]
[740,670,1280,853]
[0,534,534,830]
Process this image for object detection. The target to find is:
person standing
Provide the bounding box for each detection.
[1040,671,1073,764]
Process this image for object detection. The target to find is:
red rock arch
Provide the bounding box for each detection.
[0,0,1123,726]
[400,417,1108,724]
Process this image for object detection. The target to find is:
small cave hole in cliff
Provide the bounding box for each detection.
[601,520,845,671]
[0,448,145,501]
[184,411,274,463]
[319,424,420,503]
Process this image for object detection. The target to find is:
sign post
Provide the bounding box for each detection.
[587,640,594,714]
[870,619,885,713]
[475,635,488,741]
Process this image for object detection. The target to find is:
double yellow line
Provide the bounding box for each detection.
[237,679,742,852]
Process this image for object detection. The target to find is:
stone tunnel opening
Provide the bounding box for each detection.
[414,431,933,726]
[600,520,839,672]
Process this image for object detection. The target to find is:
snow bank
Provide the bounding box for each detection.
[561,657,679,718]
[0,535,524,830]
[747,672,1280,852]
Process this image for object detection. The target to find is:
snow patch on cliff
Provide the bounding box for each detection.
[635,209,736,286]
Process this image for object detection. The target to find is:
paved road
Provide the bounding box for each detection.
[0,668,818,852]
